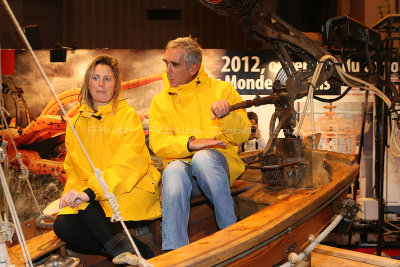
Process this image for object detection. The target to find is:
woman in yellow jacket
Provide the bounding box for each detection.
[53,55,161,262]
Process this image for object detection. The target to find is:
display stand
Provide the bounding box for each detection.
[372,14,400,256]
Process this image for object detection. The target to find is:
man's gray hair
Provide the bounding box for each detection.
[166,36,202,68]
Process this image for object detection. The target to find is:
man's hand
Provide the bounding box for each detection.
[211,100,230,120]
[59,189,89,209]
[188,137,226,151]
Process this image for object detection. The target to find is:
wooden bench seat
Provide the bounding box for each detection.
[151,179,258,244]
[7,230,66,265]
[189,179,257,206]
[7,180,257,264]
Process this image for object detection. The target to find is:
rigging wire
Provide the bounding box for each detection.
[0,21,43,224]
[313,86,353,103]
[294,54,399,154]
[1,0,148,265]
[0,110,42,216]
[0,77,33,266]
[0,162,33,267]
[0,21,33,267]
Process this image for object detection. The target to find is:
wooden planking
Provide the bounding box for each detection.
[237,185,308,219]
[312,252,383,267]
[7,230,65,265]
[148,157,359,266]
[312,244,400,267]
[189,179,257,206]
[227,200,335,266]
[150,179,257,246]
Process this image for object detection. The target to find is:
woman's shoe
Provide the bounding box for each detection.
[112,252,153,267]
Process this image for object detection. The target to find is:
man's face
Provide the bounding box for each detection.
[163,47,196,88]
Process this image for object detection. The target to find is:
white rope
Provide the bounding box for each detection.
[0,55,43,217]
[0,159,33,267]
[1,0,147,264]
[0,213,14,267]
[0,109,42,216]
[0,16,32,267]
[93,169,145,260]
[0,5,42,219]
[0,82,43,221]
[279,214,344,267]
[294,55,326,149]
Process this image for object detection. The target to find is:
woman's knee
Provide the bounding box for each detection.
[53,215,69,240]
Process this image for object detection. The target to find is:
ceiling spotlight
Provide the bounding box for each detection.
[50,43,76,63]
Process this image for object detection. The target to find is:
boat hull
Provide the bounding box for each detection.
[148,150,359,266]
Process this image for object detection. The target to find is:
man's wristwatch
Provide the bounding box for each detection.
[187,136,195,152]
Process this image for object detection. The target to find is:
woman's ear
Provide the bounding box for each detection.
[190,63,200,75]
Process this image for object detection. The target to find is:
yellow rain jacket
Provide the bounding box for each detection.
[149,63,251,184]
[59,99,161,221]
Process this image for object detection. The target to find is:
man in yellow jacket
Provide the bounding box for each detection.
[149,37,251,251]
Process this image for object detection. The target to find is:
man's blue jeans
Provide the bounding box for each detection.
[161,149,237,251]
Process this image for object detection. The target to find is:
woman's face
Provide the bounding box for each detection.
[89,63,116,110]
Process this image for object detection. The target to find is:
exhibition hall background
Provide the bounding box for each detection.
[0,0,399,220]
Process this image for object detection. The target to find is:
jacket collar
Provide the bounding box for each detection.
[163,62,208,94]
[79,98,127,118]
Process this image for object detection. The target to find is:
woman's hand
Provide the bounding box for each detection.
[59,189,90,209]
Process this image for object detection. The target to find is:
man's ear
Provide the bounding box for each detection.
[189,63,200,75]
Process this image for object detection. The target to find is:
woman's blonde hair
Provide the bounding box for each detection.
[79,54,121,111]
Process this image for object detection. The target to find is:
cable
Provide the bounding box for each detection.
[1,0,148,264]
[0,18,33,267]
[313,86,352,103]
[279,213,344,267]
[295,54,398,157]
[294,55,325,147]
[0,111,42,216]
[0,162,33,267]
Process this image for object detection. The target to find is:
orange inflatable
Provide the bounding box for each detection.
[2,72,163,184]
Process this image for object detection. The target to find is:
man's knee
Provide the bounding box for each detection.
[191,149,215,167]
[192,149,228,174]
[162,161,191,196]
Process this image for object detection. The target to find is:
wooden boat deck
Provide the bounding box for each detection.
[8,227,400,267]
[312,244,400,267]
[8,149,371,266]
